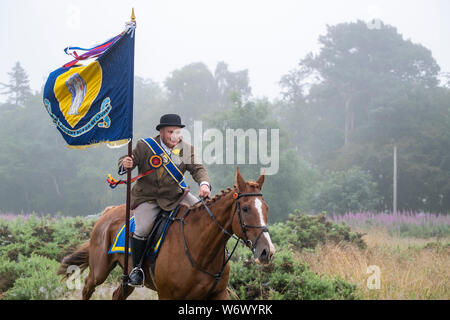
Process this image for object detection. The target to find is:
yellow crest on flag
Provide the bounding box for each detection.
[54,61,102,128]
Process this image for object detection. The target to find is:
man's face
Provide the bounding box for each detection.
[161,126,182,148]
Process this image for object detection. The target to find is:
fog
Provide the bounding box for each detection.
[1,0,449,217]
[1,0,449,100]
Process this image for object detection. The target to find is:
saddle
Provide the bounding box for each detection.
[141,204,182,275]
[108,204,182,274]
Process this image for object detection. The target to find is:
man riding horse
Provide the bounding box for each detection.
[118,113,211,287]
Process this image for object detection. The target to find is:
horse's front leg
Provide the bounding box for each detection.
[112,283,135,300]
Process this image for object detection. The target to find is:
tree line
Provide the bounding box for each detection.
[0,20,449,220]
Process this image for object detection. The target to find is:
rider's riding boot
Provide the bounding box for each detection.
[128,234,147,287]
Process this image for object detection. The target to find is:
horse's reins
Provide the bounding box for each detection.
[173,190,269,299]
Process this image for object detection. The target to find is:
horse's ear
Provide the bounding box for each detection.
[235,166,246,193]
[256,169,265,190]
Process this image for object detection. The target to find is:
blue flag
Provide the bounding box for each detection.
[43,25,135,148]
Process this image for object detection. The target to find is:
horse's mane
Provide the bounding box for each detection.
[101,205,119,216]
[188,180,261,212]
[189,187,234,212]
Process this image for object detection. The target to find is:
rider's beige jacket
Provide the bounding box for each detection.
[118,135,210,211]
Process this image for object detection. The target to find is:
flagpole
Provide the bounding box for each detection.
[122,139,132,290]
[122,7,136,293]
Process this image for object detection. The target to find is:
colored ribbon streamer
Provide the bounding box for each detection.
[62,23,136,68]
[63,34,123,68]
[107,169,154,189]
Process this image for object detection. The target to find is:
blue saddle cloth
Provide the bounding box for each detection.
[108,208,177,255]
[108,215,136,254]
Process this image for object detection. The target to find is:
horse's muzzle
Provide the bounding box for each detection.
[254,242,275,265]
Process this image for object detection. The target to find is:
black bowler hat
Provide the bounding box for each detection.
[156,114,185,131]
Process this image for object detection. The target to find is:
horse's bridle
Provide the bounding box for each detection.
[174,190,269,299]
[200,191,270,254]
[233,192,270,253]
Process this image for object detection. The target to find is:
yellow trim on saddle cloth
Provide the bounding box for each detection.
[108,215,135,254]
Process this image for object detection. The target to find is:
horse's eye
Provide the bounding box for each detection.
[242,206,249,213]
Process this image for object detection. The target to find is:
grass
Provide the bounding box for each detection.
[61,283,158,300]
[63,227,450,300]
[1,212,448,300]
[295,227,450,300]
[329,211,450,238]
[58,267,159,300]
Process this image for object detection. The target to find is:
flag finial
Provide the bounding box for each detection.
[131,8,136,22]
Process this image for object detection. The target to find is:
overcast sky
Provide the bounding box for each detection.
[1,0,449,102]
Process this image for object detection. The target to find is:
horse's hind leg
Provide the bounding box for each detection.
[112,283,135,300]
[82,271,96,300]
[82,248,116,300]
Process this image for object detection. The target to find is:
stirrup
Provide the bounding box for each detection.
[128,267,145,288]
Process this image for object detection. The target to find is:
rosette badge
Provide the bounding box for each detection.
[149,155,163,168]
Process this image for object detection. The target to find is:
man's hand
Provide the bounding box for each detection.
[122,156,134,169]
[199,184,211,198]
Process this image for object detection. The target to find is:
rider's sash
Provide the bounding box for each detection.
[141,137,187,189]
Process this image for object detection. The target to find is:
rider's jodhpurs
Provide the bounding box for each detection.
[132,192,200,238]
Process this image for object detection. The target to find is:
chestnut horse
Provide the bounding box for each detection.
[57,168,275,300]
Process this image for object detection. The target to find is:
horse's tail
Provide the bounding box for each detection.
[57,241,90,279]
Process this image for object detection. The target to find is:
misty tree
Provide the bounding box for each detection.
[0,61,32,107]
[0,42,447,216]
[281,20,440,148]
[311,167,382,214]
[279,20,450,213]
[215,61,252,108]
[164,62,219,125]
[440,72,450,88]
[164,62,253,126]
[203,96,320,222]
[132,76,168,138]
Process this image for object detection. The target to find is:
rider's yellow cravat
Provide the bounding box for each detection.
[158,166,164,180]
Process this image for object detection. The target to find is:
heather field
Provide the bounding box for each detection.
[317,211,450,299]
[298,228,449,299]
[329,211,450,238]
[0,211,448,300]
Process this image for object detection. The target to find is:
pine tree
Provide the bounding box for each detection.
[1,61,32,107]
